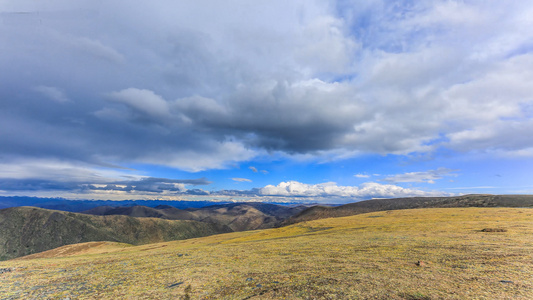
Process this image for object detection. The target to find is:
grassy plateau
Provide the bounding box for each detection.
[1,207,532,299]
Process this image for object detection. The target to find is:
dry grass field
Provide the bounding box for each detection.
[1,207,532,299]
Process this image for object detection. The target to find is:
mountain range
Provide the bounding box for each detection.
[1,194,532,261]
[0,202,306,260]
[81,202,307,231]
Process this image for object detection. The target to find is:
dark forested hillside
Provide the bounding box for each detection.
[0,207,230,260]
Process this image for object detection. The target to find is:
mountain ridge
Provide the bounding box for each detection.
[282,194,533,225]
[82,202,308,231]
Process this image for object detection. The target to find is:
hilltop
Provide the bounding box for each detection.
[1,207,531,299]
[283,194,533,225]
[0,207,230,261]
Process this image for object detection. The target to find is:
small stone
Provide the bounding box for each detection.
[246,278,254,282]
[500,280,514,284]
[481,228,507,232]
[415,261,426,267]
[167,282,184,288]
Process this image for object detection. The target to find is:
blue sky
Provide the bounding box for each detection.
[1,1,533,203]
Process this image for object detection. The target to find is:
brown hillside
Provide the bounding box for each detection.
[0,207,230,261]
[83,202,307,231]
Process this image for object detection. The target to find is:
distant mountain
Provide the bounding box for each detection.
[83,202,308,231]
[282,194,533,225]
[0,207,231,261]
[187,202,308,231]
[82,205,197,220]
[0,196,233,212]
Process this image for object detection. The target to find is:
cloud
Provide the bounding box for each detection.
[137,140,256,172]
[1,1,533,180]
[383,168,458,184]
[258,181,448,199]
[33,86,69,103]
[86,177,210,193]
[0,157,210,195]
[295,15,359,74]
[232,178,252,183]
[107,88,170,118]
[72,37,125,64]
[0,157,448,202]
[354,174,370,178]
[249,166,269,174]
[0,158,137,183]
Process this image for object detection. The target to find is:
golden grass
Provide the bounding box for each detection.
[1,207,532,299]
[16,242,134,260]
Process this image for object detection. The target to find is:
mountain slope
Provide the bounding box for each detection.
[0,196,232,212]
[186,202,307,231]
[1,207,531,299]
[0,207,230,260]
[82,205,197,220]
[83,202,307,231]
[283,194,533,225]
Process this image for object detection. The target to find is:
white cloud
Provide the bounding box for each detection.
[383,168,458,184]
[354,174,370,178]
[107,88,170,118]
[72,37,125,64]
[0,157,143,183]
[249,166,258,172]
[295,15,359,74]
[232,178,252,183]
[258,180,447,199]
[33,85,69,103]
[139,140,256,172]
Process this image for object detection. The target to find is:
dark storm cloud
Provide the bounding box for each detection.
[184,189,211,196]
[171,81,369,153]
[0,177,210,194]
[0,179,81,192]
[0,1,366,173]
[88,177,211,193]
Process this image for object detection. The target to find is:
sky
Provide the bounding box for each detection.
[1,0,533,203]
